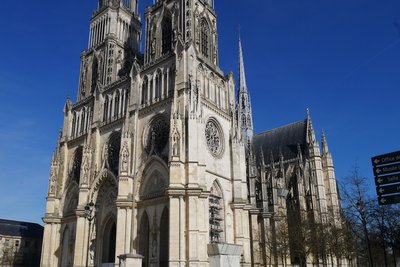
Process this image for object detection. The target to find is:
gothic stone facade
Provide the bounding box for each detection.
[41,1,343,267]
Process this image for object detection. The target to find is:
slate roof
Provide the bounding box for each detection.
[0,219,44,239]
[252,119,308,164]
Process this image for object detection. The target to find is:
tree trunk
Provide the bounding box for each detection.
[382,244,388,267]
[392,246,397,267]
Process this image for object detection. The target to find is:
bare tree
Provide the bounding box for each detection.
[340,165,375,267]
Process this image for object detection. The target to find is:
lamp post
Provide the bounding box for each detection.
[84,200,95,267]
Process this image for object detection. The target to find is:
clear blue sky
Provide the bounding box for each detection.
[0,0,399,224]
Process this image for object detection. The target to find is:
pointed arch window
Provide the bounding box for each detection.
[71,112,77,137]
[200,20,210,58]
[80,109,86,134]
[209,182,224,243]
[241,114,247,127]
[142,77,148,105]
[162,17,172,55]
[103,96,109,122]
[114,91,120,118]
[107,132,121,176]
[155,70,162,99]
[70,147,83,184]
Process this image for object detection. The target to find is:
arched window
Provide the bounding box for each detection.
[142,77,148,105]
[114,91,120,118]
[241,114,247,127]
[209,181,224,243]
[155,70,162,99]
[91,57,99,93]
[103,96,109,122]
[247,115,252,128]
[107,132,121,176]
[71,112,77,137]
[80,109,86,134]
[200,20,210,58]
[161,17,172,55]
[241,96,246,109]
[149,80,154,102]
[169,68,175,95]
[70,147,83,184]
[163,71,168,97]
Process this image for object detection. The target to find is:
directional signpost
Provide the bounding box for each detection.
[372,151,400,205]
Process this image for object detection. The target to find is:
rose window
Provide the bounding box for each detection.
[205,119,223,157]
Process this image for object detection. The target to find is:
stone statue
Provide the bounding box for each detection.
[121,142,129,173]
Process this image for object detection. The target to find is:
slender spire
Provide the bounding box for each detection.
[238,37,248,93]
[306,108,316,143]
[321,129,329,155]
[237,36,254,146]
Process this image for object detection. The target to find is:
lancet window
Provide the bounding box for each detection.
[103,96,109,122]
[209,182,224,243]
[162,17,172,55]
[71,112,77,137]
[107,132,121,176]
[200,20,210,58]
[70,147,83,185]
[114,91,120,118]
[155,70,162,99]
[142,77,148,105]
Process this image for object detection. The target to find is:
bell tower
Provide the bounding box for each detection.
[77,0,141,100]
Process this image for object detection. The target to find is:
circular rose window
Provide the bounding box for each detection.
[205,119,224,157]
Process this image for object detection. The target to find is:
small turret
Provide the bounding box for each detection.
[321,129,329,155]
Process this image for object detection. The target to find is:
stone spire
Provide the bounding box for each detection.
[239,37,247,94]
[237,37,254,147]
[321,129,329,155]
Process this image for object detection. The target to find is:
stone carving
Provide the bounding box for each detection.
[80,59,89,96]
[89,221,97,265]
[81,155,90,184]
[205,119,222,157]
[172,125,180,157]
[102,143,109,168]
[188,74,199,115]
[151,38,156,55]
[145,117,169,158]
[116,50,123,75]
[112,0,120,8]
[121,141,130,173]
[141,171,166,199]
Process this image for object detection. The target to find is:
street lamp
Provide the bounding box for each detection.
[84,200,96,267]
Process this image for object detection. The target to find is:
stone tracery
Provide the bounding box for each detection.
[205,119,223,157]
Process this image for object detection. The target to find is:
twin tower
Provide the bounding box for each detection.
[41,1,343,267]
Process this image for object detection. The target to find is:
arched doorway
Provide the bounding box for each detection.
[159,208,169,267]
[137,158,169,267]
[91,169,118,267]
[139,212,150,267]
[60,227,72,267]
[101,218,116,266]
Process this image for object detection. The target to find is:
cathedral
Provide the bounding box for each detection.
[41,0,344,267]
